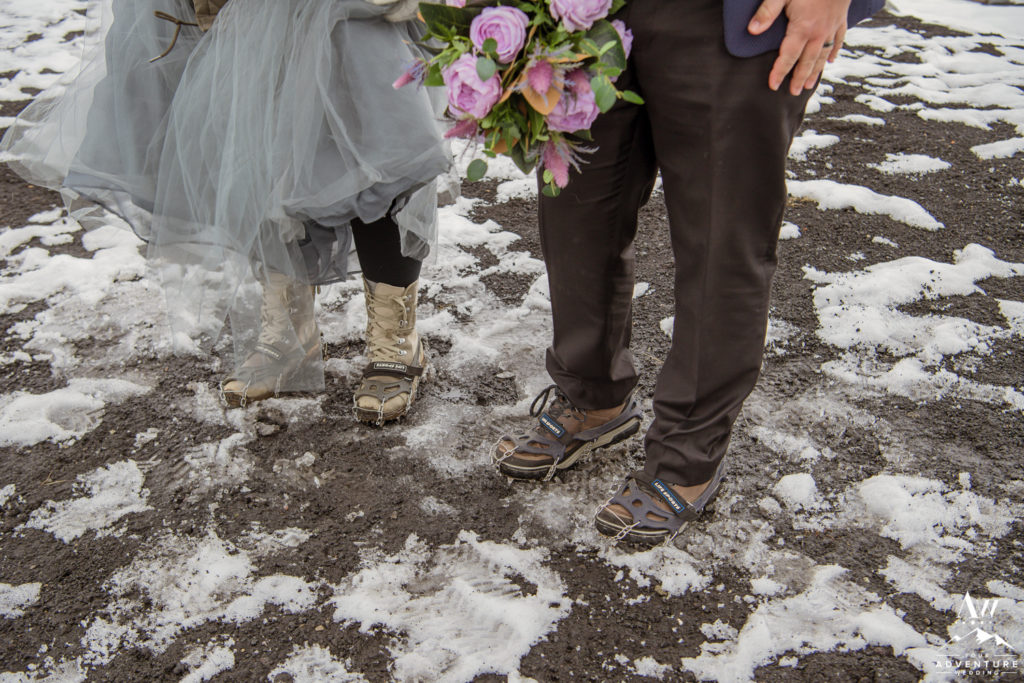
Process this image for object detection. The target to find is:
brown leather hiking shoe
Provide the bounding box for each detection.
[492,385,643,480]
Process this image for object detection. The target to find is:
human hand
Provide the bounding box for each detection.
[747,0,852,95]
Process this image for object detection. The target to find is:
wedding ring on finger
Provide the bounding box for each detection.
[823,40,835,48]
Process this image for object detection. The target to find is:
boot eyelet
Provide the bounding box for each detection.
[397,337,405,344]
[399,350,407,356]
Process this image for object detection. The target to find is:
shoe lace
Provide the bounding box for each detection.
[366,289,411,362]
[254,274,315,353]
[529,384,583,424]
[256,284,296,349]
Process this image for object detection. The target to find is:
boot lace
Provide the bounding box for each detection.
[529,384,584,426]
[366,290,412,361]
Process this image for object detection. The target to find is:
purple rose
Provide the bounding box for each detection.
[549,0,613,32]
[470,6,529,63]
[611,19,633,59]
[546,69,600,133]
[443,53,502,120]
[446,0,466,6]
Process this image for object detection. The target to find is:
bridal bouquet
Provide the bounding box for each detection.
[395,0,639,196]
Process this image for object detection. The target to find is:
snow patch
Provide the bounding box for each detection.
[0,378,150,447]
[778,222,800,240]
[856,474,1017,562]
[631,656,673,679]
[0,484,15,507]
[868,153,950,175]
[268,645,368,682]
[789,130,840,161]
[0,582,41,618]
[832,114,886,126]
[972,137,1024,160]
[681,565,927,681]
[806,243,1024,368]
[21,460,151,543]
[179,640,235,683]
[601,544,711,596]
[773,473,825,511]
[789,179,943,231]
[81,528,317,663]
[329,531,570,682]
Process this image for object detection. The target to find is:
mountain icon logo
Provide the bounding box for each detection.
[950,627,1016,652]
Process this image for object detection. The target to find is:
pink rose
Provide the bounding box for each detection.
[611,19,633,59]
[546,69,600,133]
[470,6,529,64]
[549,0,613,33]
[443,53,502,119]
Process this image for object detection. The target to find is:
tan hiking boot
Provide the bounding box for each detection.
[221,271,322,407]
[353,278,427,425]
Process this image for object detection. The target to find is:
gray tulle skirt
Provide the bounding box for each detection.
[1,0,448,387]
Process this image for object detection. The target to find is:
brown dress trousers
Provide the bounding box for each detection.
[538,0,814,487]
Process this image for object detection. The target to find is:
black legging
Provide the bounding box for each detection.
[351,215,421,287]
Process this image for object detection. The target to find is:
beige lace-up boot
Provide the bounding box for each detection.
[354,278,427,425]
[221,271,321,407]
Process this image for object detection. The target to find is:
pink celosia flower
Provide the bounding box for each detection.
[542,142,571,188]
[527,59,554,97]
[444,117,480,139]
[392,59,426,89]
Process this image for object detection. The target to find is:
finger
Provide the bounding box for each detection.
[803,48,830,91]
[788,41,824,95]
[768,34,805,91]
[827,25,847,62]
[748,0,786,35]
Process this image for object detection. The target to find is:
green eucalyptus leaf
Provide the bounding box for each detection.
[424,63,445,87]
[509,144,537,175]
[419,3,482,35]
[542,183,560,197]
[467,158,488,182]
[585,20,627,73]
[577,38,601,57]
[482,37,498,55]
[476,55,497,81]
[413,41,445,57]
[621,89,645,105]
[543,169,554,184]
[590,75,617,113]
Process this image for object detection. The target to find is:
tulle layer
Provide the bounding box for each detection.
[1,0,448,391]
